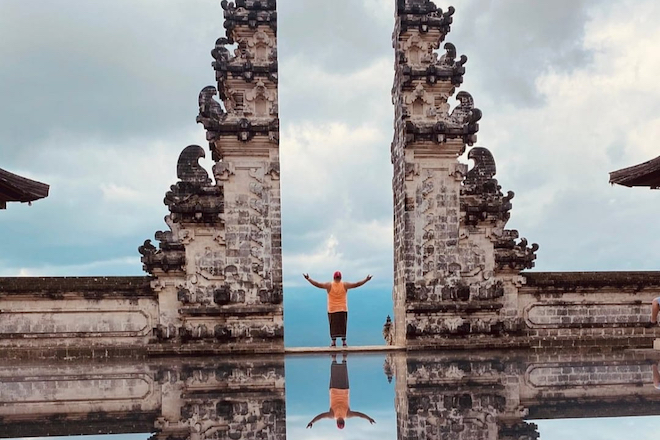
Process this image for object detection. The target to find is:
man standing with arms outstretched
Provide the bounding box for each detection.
[303,271,372,347]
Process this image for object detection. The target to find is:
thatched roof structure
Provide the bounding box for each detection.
[609,155,660,189]
[0,167,50,209]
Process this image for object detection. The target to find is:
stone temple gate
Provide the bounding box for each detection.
[1,0,660,357]
[138,0,283,352]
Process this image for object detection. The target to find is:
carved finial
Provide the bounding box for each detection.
[198,86,225,122]
[211,38,232,61]
[448,91,474,124]
[442,42,456,64]
[177,145,211,184]
[465,147,496,187]
[456,90,473,108]
[138,239,157,256]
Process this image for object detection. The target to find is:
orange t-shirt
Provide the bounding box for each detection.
[327,281,348,313]
[330,388,349,419]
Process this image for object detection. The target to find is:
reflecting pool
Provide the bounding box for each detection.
[2,349,660,439]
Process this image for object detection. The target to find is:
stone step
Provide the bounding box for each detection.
[284,345,405,354]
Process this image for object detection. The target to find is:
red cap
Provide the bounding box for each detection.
[333,271,342,279]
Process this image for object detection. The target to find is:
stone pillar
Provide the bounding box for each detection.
[139,0,282,353]
[391,0,537,348]
[393,354,516,440]
[153,357,286,440]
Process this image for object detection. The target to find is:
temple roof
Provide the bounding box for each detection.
[0,167,50,209]
[609,155,660,189]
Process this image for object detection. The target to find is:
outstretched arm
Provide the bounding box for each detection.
[347,410,375,424]
[344,275,372,289]
[303,274,330,290]
[306,411,333,428]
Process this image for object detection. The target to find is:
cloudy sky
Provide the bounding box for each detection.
[1,0,660,343]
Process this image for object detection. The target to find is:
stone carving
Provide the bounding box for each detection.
[461,147,514,226]
[150,0,282,350]
[397,1,455,35]
[244,80,277,118]
[247,30,276,64]
[139,239,186,274]
[197,86,226,144]
[499,422,540,440]
[400,34,435,66]
[383,315,394,345]
[196,248,226,280]
[494,231,539,271]
[400,41,467,86]
[435,90,482,145]
[402,92,481,146]
[211,37,277,85]
[200,0,279,158]
[155,323,177,340]
[404,84,435,119]
[392,3,537,347]
[164,146,223,225]
[221,0,278,34]
[177,145,212,184]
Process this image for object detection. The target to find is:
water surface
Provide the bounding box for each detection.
[2,349,660,439]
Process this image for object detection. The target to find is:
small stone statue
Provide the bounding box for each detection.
[383,315,394,345]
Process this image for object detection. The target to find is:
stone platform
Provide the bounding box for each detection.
[284,345,405,355]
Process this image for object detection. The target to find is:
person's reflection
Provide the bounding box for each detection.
[306,354,376,430]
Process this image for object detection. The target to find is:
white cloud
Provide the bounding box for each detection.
[361,0,395,27]
[280,56,394,124]
[457,0,660,270]
[286,409,396,440]
[3,1,660,279]
[0,256,140,277]
[281,121,386,204]
[283,216,392,288]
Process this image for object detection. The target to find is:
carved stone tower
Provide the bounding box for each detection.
[391,0,537,347]
[140,0,282,353]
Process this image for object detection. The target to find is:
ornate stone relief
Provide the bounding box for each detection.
[401,34,437,66]
[139,146,221,275]
[404,84,435,119]
[392,1,538,346]
[246,30,276,64]
[244,80,277,118]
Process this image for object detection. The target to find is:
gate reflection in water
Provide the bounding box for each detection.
[2,351,660,439]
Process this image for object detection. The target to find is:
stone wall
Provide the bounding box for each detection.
[0,276,157,356]
[519,272,660,348]
[0,355,286,440]
[392,349,660,440]
[4,350,660,440]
